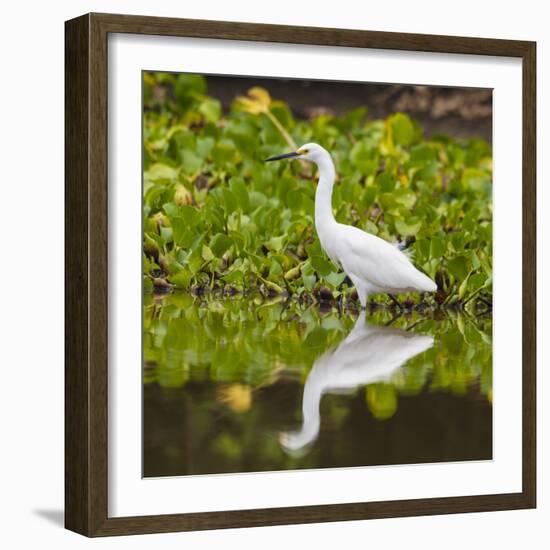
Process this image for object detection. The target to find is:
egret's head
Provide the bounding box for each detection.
[265,142,327,164]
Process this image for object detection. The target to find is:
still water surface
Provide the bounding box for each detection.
[143,293,492,477]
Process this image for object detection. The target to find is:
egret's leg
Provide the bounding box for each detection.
[384,311,403,326]
[348,274,368,308]
[388,293,404,310]
[357,287,368,309]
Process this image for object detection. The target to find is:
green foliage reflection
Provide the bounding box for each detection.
[144,295,493,419]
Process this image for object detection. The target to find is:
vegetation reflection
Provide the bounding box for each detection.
[144,294,492,456]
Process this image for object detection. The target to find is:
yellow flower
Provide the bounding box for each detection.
[217,384,252,413]
[235,86,272,114]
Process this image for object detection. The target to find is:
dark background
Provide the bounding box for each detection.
[204,75,492,142]
[144,380,492,477]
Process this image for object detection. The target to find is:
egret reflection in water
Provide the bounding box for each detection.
[279,312,434,454]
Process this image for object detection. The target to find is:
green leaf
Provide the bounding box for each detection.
[174,74,206,108]
[395,217,422,236]
[229,177,251,212]
[388,113,415,147]
[324,271,347,288]
[321,315,345,331]
[286,188,303,211]
[393,188,416,209]
[222,188,238,214]
[301,261,317,290]
[268,259,283,278]
[212,138,238,165]
[375,172,396,193]
[210,234,233,257]
[447,255,469,281]
[143,276,153,292]
[310,255,333,277]
[145,163,178,182]
[163,204,200,227]
[168,270,192,289]
[350,141,378,174]
[160,226,173,243]
[366,384,398,420]
[181,150,203,175]
[462,168,491,192]
[249,191,267,209]
[430,236,446,259]
[267,235,285,252]
[171,219,194,248]
[414,239,430,261]
[198,98,222,123]
[305,240,323,257]
[223,268,244,284]
[196,136,215,158]
[409,144,437,164]
[202,244,214,262]
[458,270,472,300]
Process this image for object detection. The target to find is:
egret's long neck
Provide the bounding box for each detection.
[314,153,337,238]
[280,359,326,451]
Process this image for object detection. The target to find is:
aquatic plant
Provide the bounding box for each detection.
[143,73,492,309]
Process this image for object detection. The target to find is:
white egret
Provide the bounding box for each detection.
[279,311,434,452]
[266,143,437,307]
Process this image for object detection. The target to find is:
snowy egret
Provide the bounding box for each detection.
[279,311,434,452]
[266,143,437,307]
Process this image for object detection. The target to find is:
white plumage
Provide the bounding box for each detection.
[323,223,436,306]
[267,142,437,307]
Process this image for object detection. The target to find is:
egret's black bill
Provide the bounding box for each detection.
[264,151,300,162]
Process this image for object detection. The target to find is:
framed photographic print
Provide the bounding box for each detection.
[65,12,536,537]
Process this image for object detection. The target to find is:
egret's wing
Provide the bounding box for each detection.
[328,327,433,386]
[337,225,435,292]
[394,240,415,260]
[316,321,432,383]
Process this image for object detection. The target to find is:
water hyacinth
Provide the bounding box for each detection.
[143,72,492,311]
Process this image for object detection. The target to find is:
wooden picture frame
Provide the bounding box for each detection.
[65,12,536,537]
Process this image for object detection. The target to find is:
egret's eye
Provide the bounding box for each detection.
[300,149,309,155]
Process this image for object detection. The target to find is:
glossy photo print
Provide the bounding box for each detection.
[142,72,493,478]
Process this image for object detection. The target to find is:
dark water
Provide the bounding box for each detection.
[143,293,492,477]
